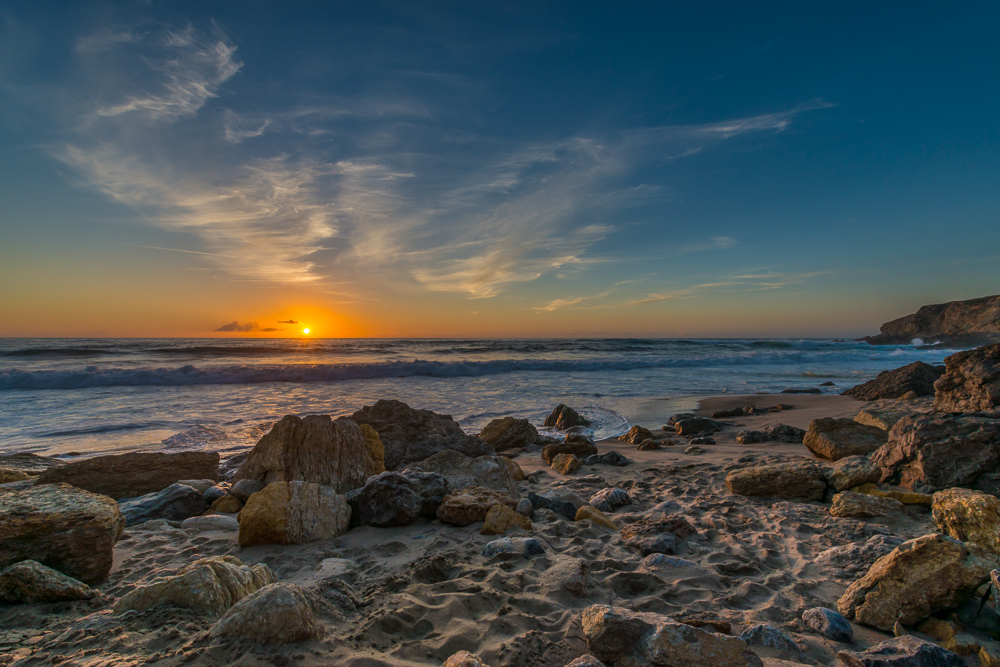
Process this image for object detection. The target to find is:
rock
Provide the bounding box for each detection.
[685,446,707,455]
[479,417,539,453]
[538,488,588,509]
[120,483,207,525]
[823,455,882,491]
[932,487,1000,553]
[502,456,526,481]
[665,413,696,426]
[516,498,532,516]
[641,554,701,569]
[843,362,944,400]
[114,555,276,617]
[563,656,605,667]
[690,436,716,445]
[443,651,491,667]
[0,560,95,603]
[230,478,264,503]
[177,478,216,493]
[589,487,633,513]
[576,505,618,530]
[542,557,589,598]
[864,294,1000,347]
[712,405,759,418]
[0,483,124,584]
[830,491,904,518]
[934,343,1000,412]
[916,618,979,656]
[872,414,1000,492]
[35,452,219,499]
[853,483,933,506]
[238,481,350,547]
[527,492,577,520]
[763,424,806,443]
[583,451,630,467]
[837,533,998,631]
[581,604,763,667]
[802,607,852,642]
[637,439,666,451]
[207,494,243,514]
[725,460,826,501]
[0,452,64,477]
[816,534,904,577]
[619,425,654,444]
[804,418,888,461]
[211,582,323,644]
[345,471,421,527]
[673,417,721,437]
[837,635,963,667]
[436,487,517,526]
[739,624,802,653]
[181,514,240,531]
[781,387,821,394]
[481,504,532,535]
[203,485,228,503]
[544,404,590,430]
[620,515,695,556]
[543,439,598,464]
[552,453,582,475]
[856,408,912,432]
[233,414,384,493]
[736,430,768,444]
[482,536,545,559]
[0,469,32,484]
[412,449,519,498]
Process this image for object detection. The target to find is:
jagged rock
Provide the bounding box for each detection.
[824,455,882,491]
[872,413,1000,493]
[837,635,963,667]
[411,449,519,498]
[802,607,852,642]
[181,514,240,531]
[230,478,264,503]
[211,582,323,644]
[233,414,384,493]
[736,430,768,444]
[581,605,763,667]
[0,560,95,603]
[589,487,632,513]
[502,456,526,481]
[804,418,888,461]
[763,424,806,443]
[346,469,449,527]
[725,460,826,501]
[619,426,654,445]
[673,418,721,437]
[932,487,1000,553]
[865,295,1000,347]
[583,451,630,467]
[934,343,1000,412]
[482,536,545,559]
[481,504,532,535]
[620,514,695,556]
[443,652,491,667]
[844,362,944,400]
[479,417,539,452]
[528,492,577,520]
[436,487,517,526]
[552,453,582,475]
[739,624,802,653]
[540,557,589,598]
[0,483,124,584]
[120,483,207,525]
[34,451,219,499]
[543,439,598,464]
[837,533,998,631]
[207,494,243,514]
[576,505,618,530]
[238,481,350,547]
[544,404,590,430]
[830,491,904,518]
[114,555,276,617]
[856,408,912,431]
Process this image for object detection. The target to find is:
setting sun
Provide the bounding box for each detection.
[302,328,310,335]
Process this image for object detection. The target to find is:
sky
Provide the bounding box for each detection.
[1,1,998,339]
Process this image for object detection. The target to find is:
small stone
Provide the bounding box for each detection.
[853,483,933,506]
[203,485,228,503]
[211,582,323,644]
[0,560,95,603]
[802,607,852,642]
[689,437,715,445]
[480,504,532,535]
[582,451,630,467]
[637,439,664,451]
[207,494,243,514]
[684,446,706,455]
[588,487,632,513]
[641,554,699,569]
[230,478,264,503]
[181,514,240,532]
[739,624,802,653]
[528,492,578,520]
[575,505,618,531]
[551,453,582,475]
[830,491,904,518]
[736,430,768,444]
[443,650,491,667]
[515,498,533,517]
[619,426,655,445]
[763,424,806,443]
[482,536,545,559]
[120,483,207,526]
[542,557,589,598]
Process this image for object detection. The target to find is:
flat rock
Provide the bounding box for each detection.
[210,582,323,644]
[411,449,519,498]
[815,535,904,578]
[823,455,881,491]
[0,453,64,476]
[843,361,943,400]
[725,460,826,501]
[0,560,95,603]
[479,417,539,452]
[35,451,218,499]
[544,404,590,430]
[830,491,904,518]
[934,343,1000,412]
[837,635,963,667]
[437,487,517,526]
[120,483,207,526]
[238,481,350,547]
[804,418,887,461]
[0,483,124,584]
[932,487,1000,554]
[482,536,545,559]
[182,514,239,531]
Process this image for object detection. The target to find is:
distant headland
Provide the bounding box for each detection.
[864,294,1000,346]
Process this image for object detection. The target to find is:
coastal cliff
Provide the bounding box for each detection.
[865,294,1000,346]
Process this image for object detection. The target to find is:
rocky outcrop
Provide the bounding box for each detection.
[478,417,538,452]
[0,560,95,603]
[114,555,276,617]
[725,460,826,501]
[837,533,997,631]
[864,294,1000,346]
[934,343,1000,412]
[830,491,903,518]
[581,605,763,667]
[352,399,490,469]
[346,470,449,527]
[0,483,124,584]
[872,413,1000,493]
[211,583,323,644]
[804,418,888,461]
[411,450,519,498]
[119,483,207,525]
[36,451,219,499]
[544,404,589,430]
[837,635,963,667]
[932,487,1000,553]
[843,362,943,400]
[237,481,350,547]
[436,487,517,526]
[233,415,384,493]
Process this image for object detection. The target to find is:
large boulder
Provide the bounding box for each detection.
[0,560,95,603]
[544,404,590,430]
[210,582,323,644]
[837,635,963,667]
[843,362,943,400]
[410,449,519,498]
[581,604,763,667]
[237,481,350,547]
[932,487,1000,553]
[436,487,517,526]
[725,460,826,501]
[346,470,449,527]
[119,483,207,525]
[113,555,276,617]
[934,343,1000,413]
[0,483,124,584]
[233,414,384,493]
[804,418,888,461]
[351,399,490,470]
[479,417,539,452]
[837,533,998,631]
[871,413,1000,493]
[36,451,219,499]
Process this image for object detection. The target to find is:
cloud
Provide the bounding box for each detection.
[214,321,258,332]
[259,327,282,332]
[278,319,299,324]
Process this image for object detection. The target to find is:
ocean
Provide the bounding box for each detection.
[0,337,957,460]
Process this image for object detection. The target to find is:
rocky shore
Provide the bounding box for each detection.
[2,343,1000,666]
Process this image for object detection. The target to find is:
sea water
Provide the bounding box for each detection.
[0,338,956,459]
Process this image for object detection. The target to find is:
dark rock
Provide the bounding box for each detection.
[739,624,802,653]
[803,607,853,642]
[589,487,633,513]
[815,535,904,578]
[0,559,96,603]
[725,460,826,500]
[528,492,577,520]
[781,387,822,394]
[843,361,944,400]
[482,536,545,559]
[736,430,768,444]
[542,439,598,464]
[665,413,696,426]
[673,417,721,437]
[0,453,65,476]
[479,417,539,452]
[764,424,806,443]
[120,483,207,526]
[211,582,323,644]
[689,436,715,445]
[712,405,759,419]
[620,515,695,556]
[820,381,837,387]
[230,478,264,503]
[933,343,1000,413]
[203,485,228,503]
[864,294,1000,347]
[618,426,654,444]
[824,455,882,491]
[804,417,888,461]
[544,404,590,430]
[36,451,219,499]
[582,451,630,467]
[837,635,963,667]
[411,450,519,497]
[351,399,490,470]
[345,472,422,527]
[637,439,665,451]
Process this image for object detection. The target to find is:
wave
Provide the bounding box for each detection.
[1,347,120,358]
[36,421,166,437]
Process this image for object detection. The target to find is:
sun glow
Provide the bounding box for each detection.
[302,328,310,335]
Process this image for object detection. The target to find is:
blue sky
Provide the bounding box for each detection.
[1,1,998,337]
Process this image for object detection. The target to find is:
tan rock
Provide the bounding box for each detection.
[443,651,490,667]
[932,487,1000,553]
[237,481,350,547]
[575,505,618,531]
[0,560,95,603]
[233,415,384,493]
[853,483,933,506]
[542,439,598,464]
[823,455,881,491]
[934,343,1000,412]
[837,533,998,631]
[436,487,517,526]
[804,418,888,461]
[0,469,32,484]
[551,453,582,475]
[211,582,323,644]
[830,491,904,518]
[981,646,1000,667]
[36,451,219,499]
[0,483,124,584]
[619,425,654,444]
[501,456,525,482]
[207,494,243,514]
[480,504,531,535]
[855,408,910,431]
[725,460,826,501]
[114,555,276,617]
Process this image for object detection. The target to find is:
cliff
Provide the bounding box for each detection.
[864,294,1000,346]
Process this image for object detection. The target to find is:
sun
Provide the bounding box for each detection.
[302,328,311,335]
